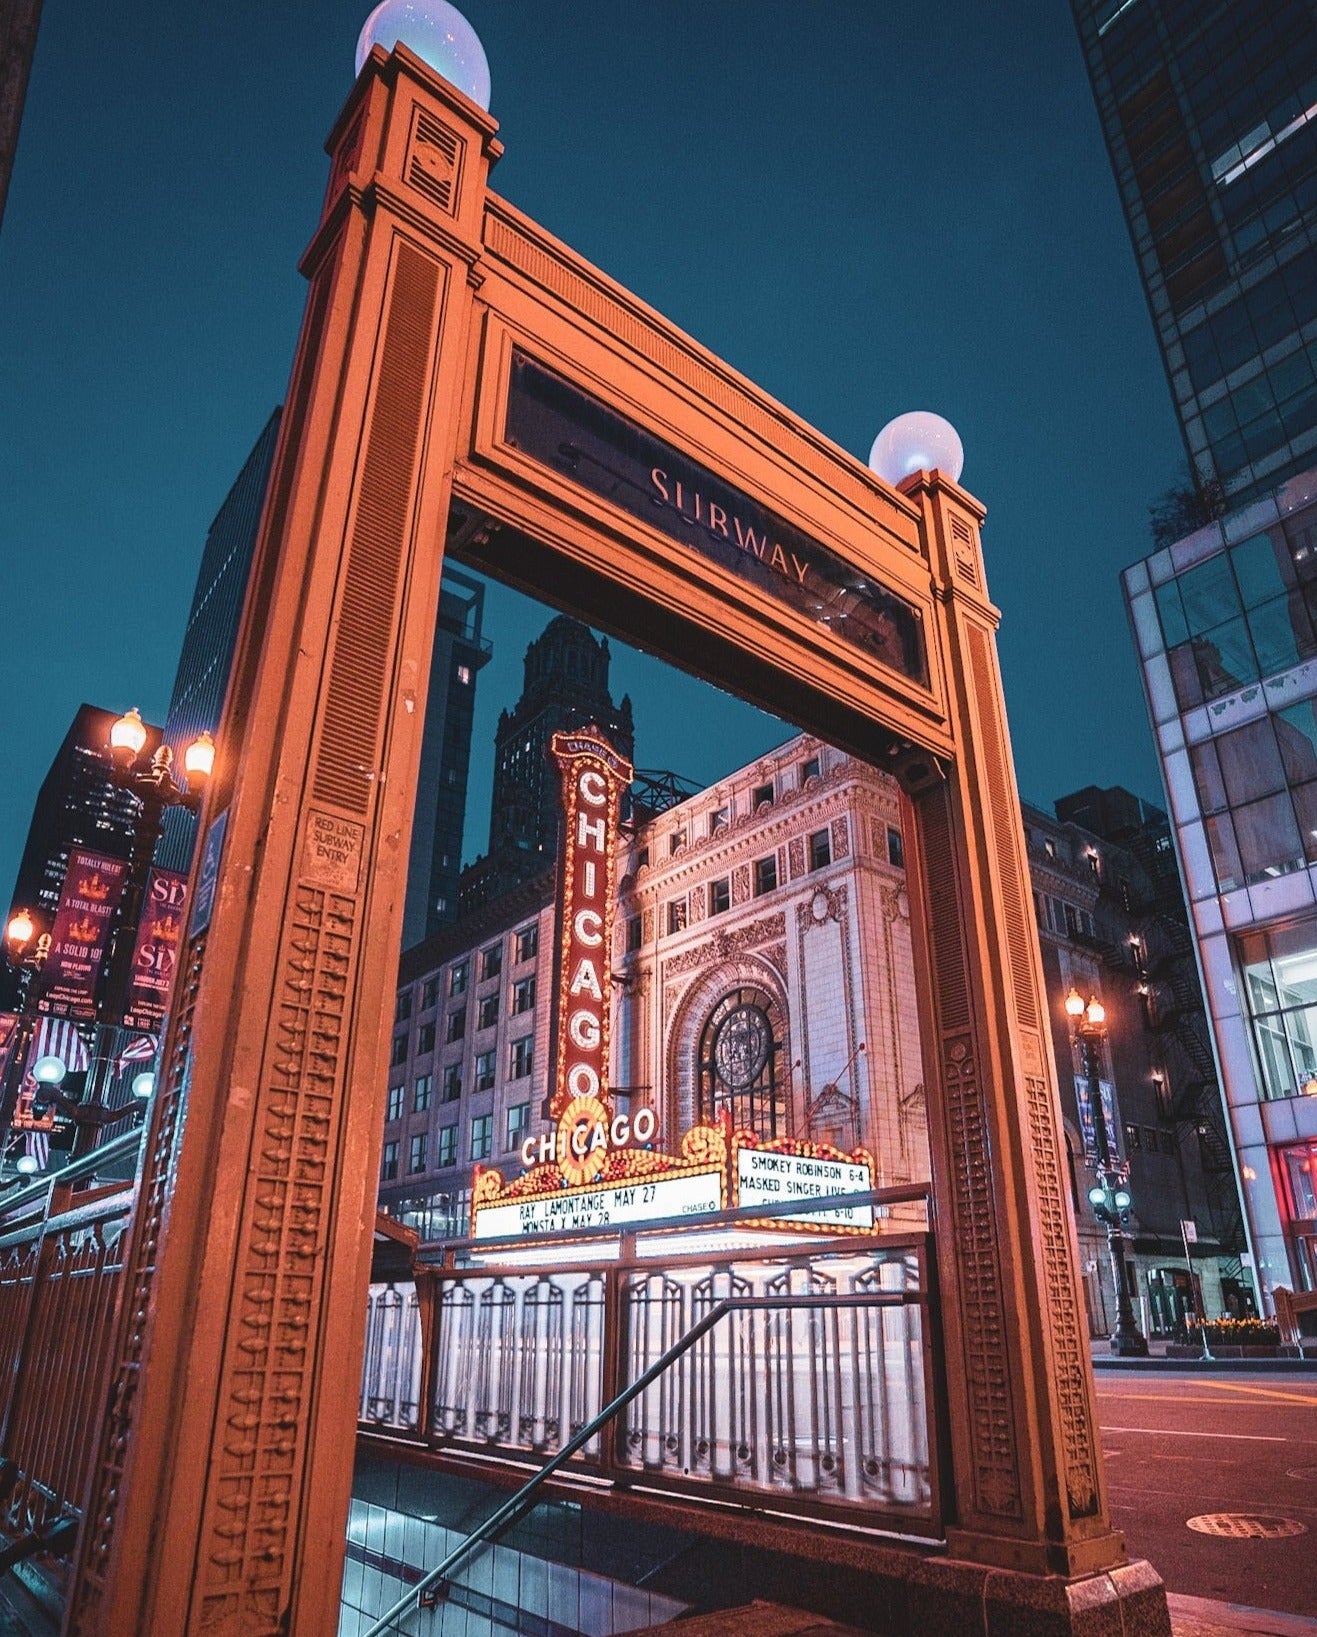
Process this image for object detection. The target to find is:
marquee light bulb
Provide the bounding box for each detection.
[868,412,965,486]
[355,0,491,109]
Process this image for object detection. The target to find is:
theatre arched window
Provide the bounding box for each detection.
[698,985,786,1139]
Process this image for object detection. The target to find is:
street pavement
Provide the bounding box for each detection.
[1094,1369,1317,1623]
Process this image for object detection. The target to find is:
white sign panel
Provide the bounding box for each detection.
[474,1168,723,1240]
[1180,1218,1198,1244]
[736,1150,874,1228]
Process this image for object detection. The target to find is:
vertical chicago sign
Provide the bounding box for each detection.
[548,727,633,1186]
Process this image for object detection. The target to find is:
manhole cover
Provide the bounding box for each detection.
[1186,1514,1308,1540]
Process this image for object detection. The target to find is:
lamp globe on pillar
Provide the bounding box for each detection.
[1065,985,1148,1357]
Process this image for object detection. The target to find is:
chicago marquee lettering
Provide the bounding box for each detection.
[519,1105,657,1170]
[548,727,634,1187]
[648,469,812,590]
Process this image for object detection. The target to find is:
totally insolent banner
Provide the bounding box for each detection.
[123,869,189,1031]
[40,849,128,1021]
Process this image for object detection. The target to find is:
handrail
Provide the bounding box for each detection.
[0,1129,142,1226]
[0,1184,136,1253]
[361,1288,914,1637]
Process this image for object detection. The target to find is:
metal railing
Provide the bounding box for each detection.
[362,1287,920,1637]
[0,1135,140,1564]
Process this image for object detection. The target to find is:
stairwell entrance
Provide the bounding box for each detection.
[58,40,1168,1637]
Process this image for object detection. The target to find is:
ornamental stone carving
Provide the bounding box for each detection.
[663,911,787,976]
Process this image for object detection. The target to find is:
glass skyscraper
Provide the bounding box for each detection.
[157,411,282,871]
[1073,0,1317,504]
[1124,466,1317,1300]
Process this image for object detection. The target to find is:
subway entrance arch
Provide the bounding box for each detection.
[63,41,1170,1637]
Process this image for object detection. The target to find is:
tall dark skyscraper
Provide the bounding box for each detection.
[157,410,282,871]
[1073,0,1317,506]
[2,703,163,1007]
[402,567,490,947]
[0,0,43,231]
[459,617,634,914]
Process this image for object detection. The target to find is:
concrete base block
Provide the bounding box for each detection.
[629,1562,1171,1637]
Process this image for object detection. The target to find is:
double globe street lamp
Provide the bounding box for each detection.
[1065,987,1149,1358]
[0,710,214,1174]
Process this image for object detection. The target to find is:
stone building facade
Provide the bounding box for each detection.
[1024,791,1245,1334]
[381,731,1239,1341]
[610,736,927,1186]
[379,733,929,1236]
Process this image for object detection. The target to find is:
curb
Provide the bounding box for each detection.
[1169,1592,1317,1634]
[1091,1355,1317,1373]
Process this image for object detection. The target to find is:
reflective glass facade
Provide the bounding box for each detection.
[1239,924,1317,1099]
[1125,464,1317,1295]
[1073,0,1317,503]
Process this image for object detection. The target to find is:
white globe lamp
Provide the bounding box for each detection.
[355,1,491,110]
[868,412,965,486]
[32,1055,67,1086]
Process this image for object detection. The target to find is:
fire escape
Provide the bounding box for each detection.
[1124,828,1247,1274]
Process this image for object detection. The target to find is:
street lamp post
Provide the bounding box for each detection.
[1,713,214,1172]
[0,908,51,1166]
[1066,987,1149,1358]
[72,711,213,1147]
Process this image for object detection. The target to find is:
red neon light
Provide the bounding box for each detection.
[549,727,633,1185]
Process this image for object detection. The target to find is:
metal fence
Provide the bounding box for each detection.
[0,1137,138,1554]
[359,1234,942,1538]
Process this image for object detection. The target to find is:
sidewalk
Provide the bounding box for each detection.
[1089,1335,1317,1370]
[1168,1593,1317,1635]
[627,1596,1316,1636]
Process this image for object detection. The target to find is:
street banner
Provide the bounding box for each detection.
[1073,1074,1119,1159]
[123,869,189,1031]
[40,850,128,1021]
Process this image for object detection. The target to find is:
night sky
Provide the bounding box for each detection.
[0,1,1185,898]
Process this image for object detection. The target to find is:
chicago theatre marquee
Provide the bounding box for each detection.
[61,12,1171,1635]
